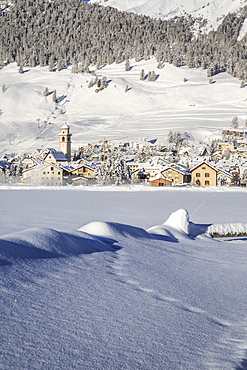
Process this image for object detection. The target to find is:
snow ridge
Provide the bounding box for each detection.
[2,208,247,266]
[0,227,118,264]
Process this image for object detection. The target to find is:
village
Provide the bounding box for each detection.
[1,120,247,187]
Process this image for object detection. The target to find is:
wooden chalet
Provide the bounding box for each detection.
[150,173,172,187]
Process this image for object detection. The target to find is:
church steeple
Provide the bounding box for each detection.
[59,123,72,161]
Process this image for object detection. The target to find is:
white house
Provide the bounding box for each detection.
[21,163,63,186]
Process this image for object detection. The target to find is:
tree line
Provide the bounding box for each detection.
[0,0,246,81]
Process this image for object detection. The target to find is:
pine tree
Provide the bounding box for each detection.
[231,116,239,129]
[125,59,130,71]
[101,76,108,89]
[167,131,174,143]
[151,71,156,81]
[52,89,57,103]
[48,56,54,72]
[241,169,247,185]
[71,64,78,73]
[140,69,145,81]
[57,59,64,71]
[43,87,49,96]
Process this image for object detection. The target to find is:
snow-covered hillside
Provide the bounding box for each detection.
[0,0,247,156]
[1,59,246,156]
[1,188,247,369]
[93,0,247,32]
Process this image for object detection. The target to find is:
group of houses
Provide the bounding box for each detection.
[2,123,247,187]
[131,161,233,187]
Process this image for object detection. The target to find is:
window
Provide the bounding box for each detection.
[202,166,206,169]
[205,173,210,177]
[58,172,60,175]
[196,173,200,177]
[159,183,164,186]
[51,167,54,171]
[62,137,65,142]
[205,181,210,185]
[43,171,46,175]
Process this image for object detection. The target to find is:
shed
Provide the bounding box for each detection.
[150,173,172,187]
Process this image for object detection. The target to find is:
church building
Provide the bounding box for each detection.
[59,123,72,161]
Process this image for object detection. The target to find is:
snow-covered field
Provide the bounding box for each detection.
[1,187,247,369]
[1,59,247,157]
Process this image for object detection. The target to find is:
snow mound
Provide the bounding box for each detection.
[0,227,115,264]
[79,221,150,240]
[147,209,210,240]
[164,209,190,235]
[147,209,191,240]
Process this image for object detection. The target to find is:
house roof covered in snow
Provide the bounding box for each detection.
[190,161,218,173]
[150,172,172,181]
[0,160,11,170]
[43,149,67,162]
[162,165,190,175]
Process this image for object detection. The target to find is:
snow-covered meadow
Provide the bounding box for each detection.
[1,187,247,369]
[1,58,247,157]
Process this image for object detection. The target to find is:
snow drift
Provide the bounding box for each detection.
[2,208,246,266]
[79,221,150,240]
[0,227,118,264]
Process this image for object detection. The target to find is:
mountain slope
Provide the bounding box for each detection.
[0,59,246,156]
[94,0,247,32]
[0,0,247,155]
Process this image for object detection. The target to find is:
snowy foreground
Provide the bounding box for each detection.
[1,187,247,369]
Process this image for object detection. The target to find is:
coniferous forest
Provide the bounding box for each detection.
[0,0,247,81]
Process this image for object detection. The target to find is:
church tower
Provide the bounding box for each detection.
[59,123,72,161]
